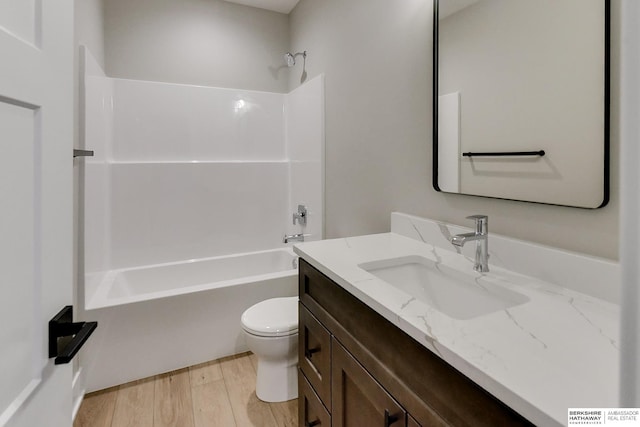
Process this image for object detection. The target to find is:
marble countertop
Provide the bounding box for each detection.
[294,232,619,427]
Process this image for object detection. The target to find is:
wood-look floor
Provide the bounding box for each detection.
[74,352,298,427]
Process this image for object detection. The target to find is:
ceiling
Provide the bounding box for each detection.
[223,0,300,14]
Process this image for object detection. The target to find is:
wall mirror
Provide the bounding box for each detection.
[433,0,609,208]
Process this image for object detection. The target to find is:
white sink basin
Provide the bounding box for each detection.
[358,256,529,320]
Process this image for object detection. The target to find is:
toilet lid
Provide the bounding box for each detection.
[241,296,299,337]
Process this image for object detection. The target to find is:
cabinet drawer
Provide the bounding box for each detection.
[299,258,339,321]
[299,304,332,409]
[299,370,331,427]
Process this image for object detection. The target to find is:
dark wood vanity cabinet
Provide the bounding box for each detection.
[298,258,534,427]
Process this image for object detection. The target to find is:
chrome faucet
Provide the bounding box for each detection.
[283,233,305,244]
[450,215,489,273]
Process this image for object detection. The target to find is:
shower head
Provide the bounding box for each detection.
[284,51,307,67]
[284,52,295,67]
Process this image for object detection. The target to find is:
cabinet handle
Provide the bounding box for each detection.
[384,409,400,427]
[305,346,321,358]
[305,420,320,427]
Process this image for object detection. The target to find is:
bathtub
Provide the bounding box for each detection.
[81,248,298,392]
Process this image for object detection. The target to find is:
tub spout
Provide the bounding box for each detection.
[283,233,305,244]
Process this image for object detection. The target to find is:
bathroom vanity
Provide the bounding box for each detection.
[295,213,620,426]
[298,258,532,426]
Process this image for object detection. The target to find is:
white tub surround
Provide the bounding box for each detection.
[87,249,297,310]
[82,45,324,281]
[285,76,325,242]
[80,47,324,392]
[293,213,620,427]
[83,249,297,392]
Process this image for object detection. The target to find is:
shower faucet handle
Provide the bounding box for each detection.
[293,204,308,226]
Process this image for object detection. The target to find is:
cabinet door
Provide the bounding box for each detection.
[299,370,331,427]
[332,339,406,427]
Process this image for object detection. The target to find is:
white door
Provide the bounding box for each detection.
[0,1,75,426]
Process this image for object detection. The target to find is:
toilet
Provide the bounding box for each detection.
[241,296,299,402]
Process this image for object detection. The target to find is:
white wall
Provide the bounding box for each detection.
[104,0,290,93]
[289,0,620,261]
[75,0,105,68]
[619,0,640,406]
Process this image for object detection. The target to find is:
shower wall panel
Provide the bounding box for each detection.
[112,79,286,162]
[284,75,325,241]
[110,162,289,269]
[83,48,113,297]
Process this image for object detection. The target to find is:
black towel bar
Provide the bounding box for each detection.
[462,150,545,157]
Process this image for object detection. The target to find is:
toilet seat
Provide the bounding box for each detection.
[241,296,298,337]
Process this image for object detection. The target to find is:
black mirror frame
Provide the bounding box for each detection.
[432,0,611,209]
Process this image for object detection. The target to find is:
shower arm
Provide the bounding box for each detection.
[285,51,307,67]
